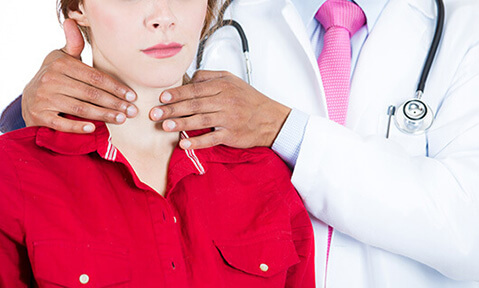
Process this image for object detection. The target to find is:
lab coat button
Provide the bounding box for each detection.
[79,274,90,284]
[259,263,269,272]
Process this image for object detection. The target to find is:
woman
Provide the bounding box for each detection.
[0,0,314,287]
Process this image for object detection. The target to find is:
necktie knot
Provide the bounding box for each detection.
[315,0,366,37]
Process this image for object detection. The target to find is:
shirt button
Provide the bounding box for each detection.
[259,263,269,272]
[173,216,177,223]
[79,274,90,284]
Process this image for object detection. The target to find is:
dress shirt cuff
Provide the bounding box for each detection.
[0,95,26,134]
[272,108,309,169]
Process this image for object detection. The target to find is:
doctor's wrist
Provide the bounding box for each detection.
[263,102,291,148]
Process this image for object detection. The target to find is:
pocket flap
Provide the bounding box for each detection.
[214,237,300,278]
[33,240,130,287]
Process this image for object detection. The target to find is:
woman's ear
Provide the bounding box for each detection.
[68,4,90,26]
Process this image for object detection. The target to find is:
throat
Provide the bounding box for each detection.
[122,148,175,196]
[106,123,179,196]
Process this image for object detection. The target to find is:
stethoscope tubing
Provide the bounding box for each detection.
[416,0,445,96]
[197,0,445,136]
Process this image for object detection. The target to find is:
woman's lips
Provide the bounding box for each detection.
[142,43,183,59]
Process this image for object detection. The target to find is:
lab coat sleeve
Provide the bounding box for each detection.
[292,43,479,281]
[0,139,31,287]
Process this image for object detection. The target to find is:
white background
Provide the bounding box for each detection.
[0,1,92,120]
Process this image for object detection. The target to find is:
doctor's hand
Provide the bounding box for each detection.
[22,19,137,133]
[150,70,291,150]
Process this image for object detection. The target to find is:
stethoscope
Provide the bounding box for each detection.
[196,18,252,84]
[197,0,445,137]
[386,0,445,137]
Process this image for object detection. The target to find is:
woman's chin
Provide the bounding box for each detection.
[133,76,184,90]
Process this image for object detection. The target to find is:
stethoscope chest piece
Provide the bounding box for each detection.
[394,98,434,135]
[384,0,444,138]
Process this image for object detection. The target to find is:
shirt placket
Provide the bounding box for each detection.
[96,132,190,286]
[145,190,188,287]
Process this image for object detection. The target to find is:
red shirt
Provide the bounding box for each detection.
[0,122,314,288]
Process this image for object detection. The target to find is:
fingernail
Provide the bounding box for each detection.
[125,91,136,102]
[161,92,172,102]
[126,105,138,117]
[115,113,126,123]
[181,140,191,149]
[165,120,176,130]
[83,124,95,133]
[151,108,163,120]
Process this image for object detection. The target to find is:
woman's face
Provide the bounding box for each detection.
[70,0,208,89]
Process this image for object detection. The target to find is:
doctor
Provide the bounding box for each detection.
[2,0,479,287]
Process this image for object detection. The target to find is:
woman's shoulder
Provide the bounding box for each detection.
[203,145,298,206]
[195,145,312,246]
[0,126,39,140]
[207,145,291,174]
[0,126,42,156]
[0,127,45,179]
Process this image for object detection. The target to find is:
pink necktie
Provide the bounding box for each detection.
[316,0,366,125]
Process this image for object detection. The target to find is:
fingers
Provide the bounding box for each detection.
[53,93,128,124]
[21,19,137,132]
[150,95,220,121]
[179,129,226,150]
[61,19,85,59]
[59,74,137,118]
[32,69,137,120]
[161,112,221,133]
[159,75,225,104]
[59,59,137,104]
[27,88,126,128]
[190,70,230,83]
[32,110,96,134]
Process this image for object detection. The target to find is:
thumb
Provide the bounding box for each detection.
[61,18,85,59]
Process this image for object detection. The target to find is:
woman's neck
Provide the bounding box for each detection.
[106,82,181,155]
[91,53,185,195]
[105,80,183,196]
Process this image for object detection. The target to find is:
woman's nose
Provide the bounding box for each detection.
[145,1,177,32]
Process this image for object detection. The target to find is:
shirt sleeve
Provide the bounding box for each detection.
[269,155,315,287]
[0,96,26,134]
[0,139,30,287]
[271,109,310,169]
[286,189,315,288]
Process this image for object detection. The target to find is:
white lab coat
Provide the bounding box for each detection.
[199,0,479,287]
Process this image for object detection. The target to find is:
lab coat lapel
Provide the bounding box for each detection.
[280,0,328,118]
[347,0,435,131]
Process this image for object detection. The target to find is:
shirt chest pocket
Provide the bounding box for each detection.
[32,240,131,288]
[213,236,300,286]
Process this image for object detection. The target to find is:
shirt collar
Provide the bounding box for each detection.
[35,117,267,192]
[290,0,390,33]
[35,119,207,192]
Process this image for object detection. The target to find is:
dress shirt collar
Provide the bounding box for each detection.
[35,117,209,185]
[34,116,270,191]
[290,0,390,33]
